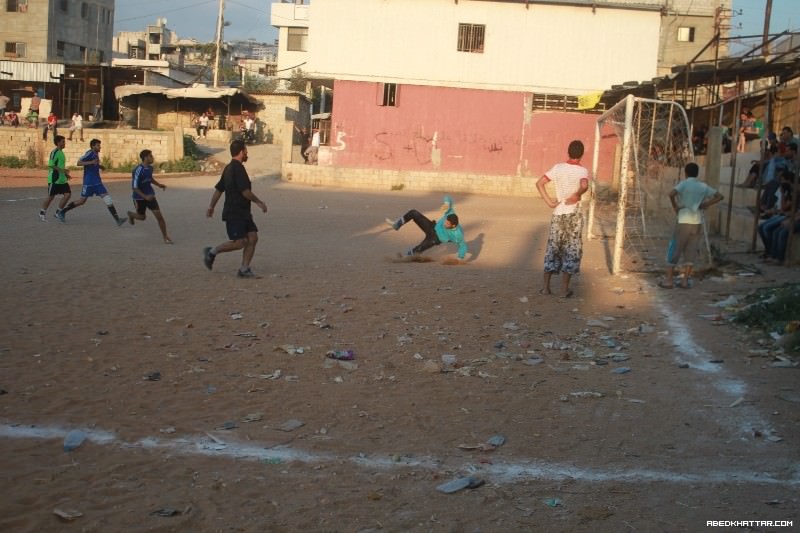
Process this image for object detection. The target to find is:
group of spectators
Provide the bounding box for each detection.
[743,126,800,263]
[0,91,91,141]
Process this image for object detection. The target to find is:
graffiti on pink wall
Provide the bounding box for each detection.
[327,80,616,180]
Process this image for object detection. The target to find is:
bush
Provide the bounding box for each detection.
[103,156,137,173]
[183,135,203,159]
[733,283,800,334]
[0,156,26,168]
[0,154,37,168]
[158,156,201,173]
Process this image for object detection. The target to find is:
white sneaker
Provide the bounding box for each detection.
[385,217,402,230]
[39,212,47,222]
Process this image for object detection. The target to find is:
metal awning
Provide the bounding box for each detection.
[114,84,260,105]
[0,61,64,83]
[600,31,800,106]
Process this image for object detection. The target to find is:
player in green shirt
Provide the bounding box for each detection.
[39,135,72,222]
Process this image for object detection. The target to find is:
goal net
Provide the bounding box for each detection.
[587,95,704,274]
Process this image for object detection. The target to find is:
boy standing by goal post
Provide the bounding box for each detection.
[536,140,589,298]
[660,162,723,289]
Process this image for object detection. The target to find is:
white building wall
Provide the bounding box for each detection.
[303,0,661,95]
[271,3,309,75]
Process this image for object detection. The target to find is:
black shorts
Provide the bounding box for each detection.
[225,219,258,240]
[134,198,160,214]
[47,182,71,196]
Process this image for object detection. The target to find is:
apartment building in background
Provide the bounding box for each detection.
[2,0,114,64]
[269,0,730,177]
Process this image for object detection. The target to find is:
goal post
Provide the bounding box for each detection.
[588,94,698,275]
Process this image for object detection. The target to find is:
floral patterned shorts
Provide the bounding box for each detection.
[544,212,583,274]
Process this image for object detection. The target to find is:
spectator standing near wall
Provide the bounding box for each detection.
[305,128,320,164]
[535,140,590,298]
[68,112,83,142]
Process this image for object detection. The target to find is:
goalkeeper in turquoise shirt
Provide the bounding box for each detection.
[386,195,468,260]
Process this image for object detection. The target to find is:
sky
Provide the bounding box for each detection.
[730,0,798,53]
[114,0,279,44]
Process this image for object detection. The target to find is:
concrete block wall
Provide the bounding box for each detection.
[181,128,233,143]
[0,127,183,167]
[250,94,307,146]
[282,160,542,197]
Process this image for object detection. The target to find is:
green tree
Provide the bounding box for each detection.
[287,68,308,93]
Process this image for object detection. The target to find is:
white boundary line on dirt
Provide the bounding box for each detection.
[1,423,798,486]
[1,196,42,202]
[654,294,779,438]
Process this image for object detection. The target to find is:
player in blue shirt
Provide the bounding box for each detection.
[127,149,172,244]
[385,195,468,261]
[58,139,127,226]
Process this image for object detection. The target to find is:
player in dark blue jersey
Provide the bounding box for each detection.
[127,149,172,244]
[58,139,127,226]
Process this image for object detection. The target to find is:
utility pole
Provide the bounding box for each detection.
[762,0,772,57]
[213,0,225,88]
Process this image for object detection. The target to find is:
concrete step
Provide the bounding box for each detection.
[720,206,762,249]
[718,183,761,210]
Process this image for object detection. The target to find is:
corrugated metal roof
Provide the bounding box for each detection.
[114,84,260,105]
[0,61,65,83]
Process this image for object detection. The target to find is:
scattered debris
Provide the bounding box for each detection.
[770,356,799,368]
[53,508,83,521]
[458,434,506,451]
[436,476,485,494]
[569,391,604,398]
[63,430,87,452]
[276,419,305,432]
[729,397,745,408]
[711,295,739,308]
[273,345,309,355]
[638,323,655,334]
[150,507,181,517]
[326,349,355,361]
[441,354,457,370]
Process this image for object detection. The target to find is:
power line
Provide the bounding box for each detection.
[115,0,217,23]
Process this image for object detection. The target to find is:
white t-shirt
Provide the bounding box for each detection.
[544,161,589,215]
[199,115,209,127]
[674,177,717,224]
[72,114,82,129]
[311,131,321,148]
